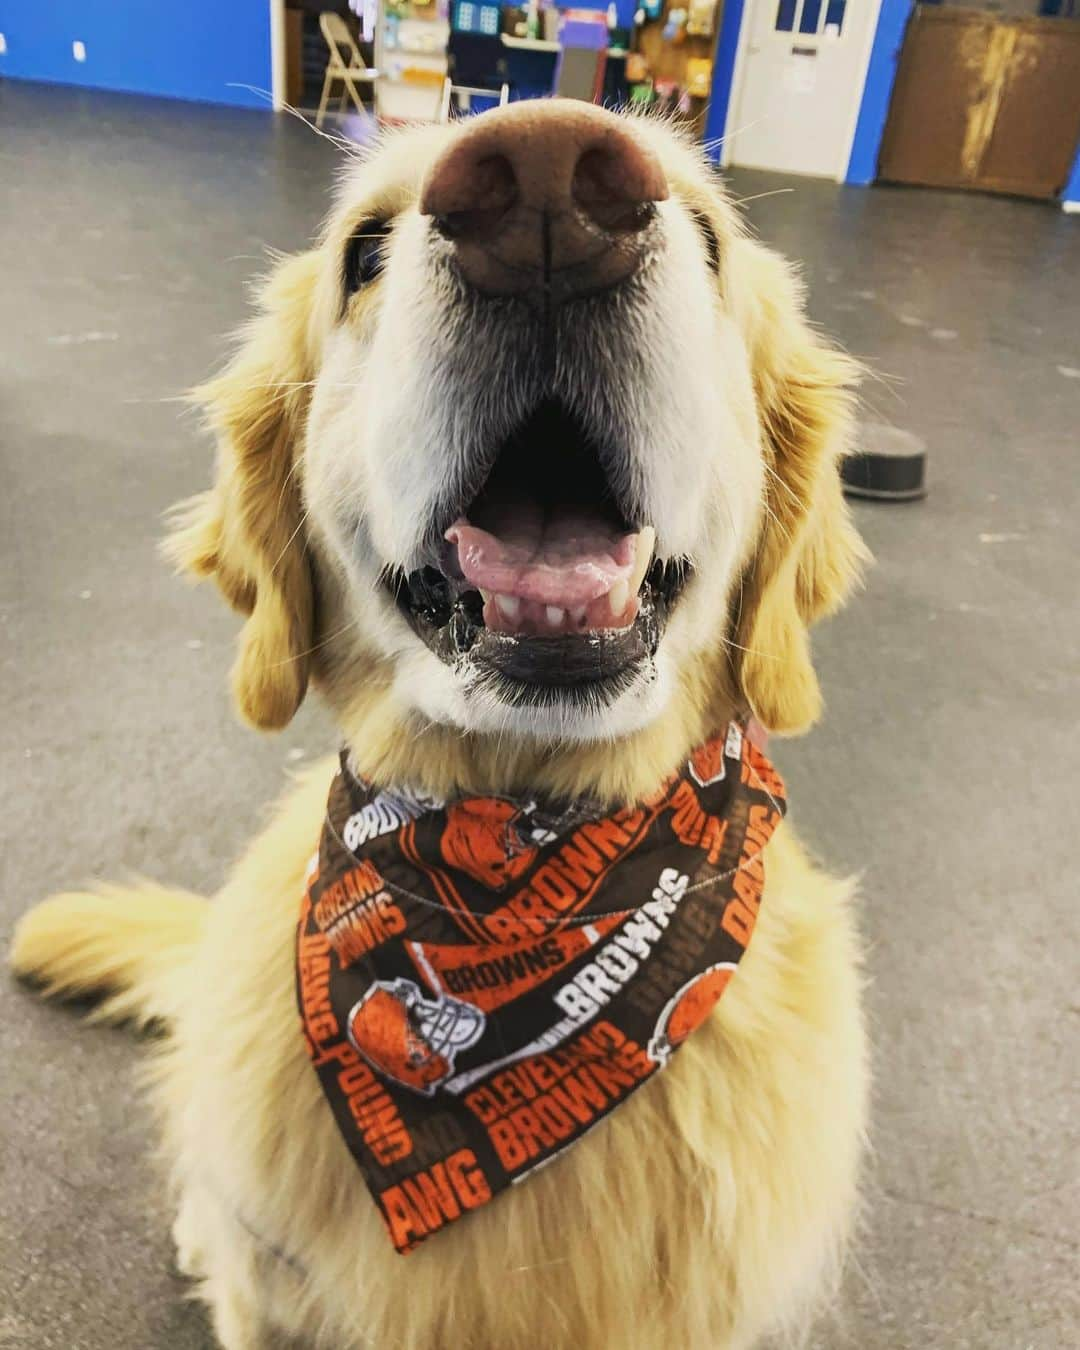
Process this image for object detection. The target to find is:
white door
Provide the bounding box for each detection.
[726,0,882,179]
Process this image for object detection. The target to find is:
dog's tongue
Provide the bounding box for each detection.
[446,507,652,634]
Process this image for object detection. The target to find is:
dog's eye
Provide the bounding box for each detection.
[692,213,721,273]
[344,222,389,293]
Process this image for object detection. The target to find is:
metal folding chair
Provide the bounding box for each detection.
[439,76,510,122]
[316,12,379,127]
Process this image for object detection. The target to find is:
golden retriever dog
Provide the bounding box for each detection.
[12,100,868,1350]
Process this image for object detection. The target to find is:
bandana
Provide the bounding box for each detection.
[296,719,785,1254]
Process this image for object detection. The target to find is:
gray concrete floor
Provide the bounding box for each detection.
[1,81,1078,1350]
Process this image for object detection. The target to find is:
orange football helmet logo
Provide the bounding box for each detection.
[439,798,538,891]
[647,963,736,1066]
[347,978,486,1095]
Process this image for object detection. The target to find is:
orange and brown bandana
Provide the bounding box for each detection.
[296,720,785,1254]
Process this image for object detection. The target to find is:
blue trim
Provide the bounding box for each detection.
[845,0,915,185]
[0,1,272,110]
[703,0,746,163]
[1064,144,1080,209]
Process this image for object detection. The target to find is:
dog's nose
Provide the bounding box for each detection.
[420,100,669,301]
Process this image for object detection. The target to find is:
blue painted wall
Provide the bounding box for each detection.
[1064,144,1080,208]
[703,0,745,162]
[845,0,914,184]
[0,1,272,109]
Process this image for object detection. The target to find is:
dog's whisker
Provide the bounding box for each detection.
[267,615,364,668]
[268,506,311,577]
[274,450,307,523]
[236,380,365,391]
[755,487,796,549]
[226,85,362,158]
[716,633,786,663]
[760,458,802,511]
[731,188,798,208]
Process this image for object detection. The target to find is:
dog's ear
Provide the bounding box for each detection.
[728,240,868,735]
[165,251,321,731]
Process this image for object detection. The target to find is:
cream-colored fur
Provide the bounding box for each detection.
[11,107,869,1349]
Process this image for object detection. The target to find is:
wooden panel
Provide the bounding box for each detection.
[879,7,1080,200]
[975,22,1080,198]
[878,8,996,190]
[285,7,305,108]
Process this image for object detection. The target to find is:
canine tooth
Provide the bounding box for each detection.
[629,526,656,595]
[546,606,565,626]
[496,594,520,620]
[480,589,492,603]
[609,580,629,616]
[570,606,586,626]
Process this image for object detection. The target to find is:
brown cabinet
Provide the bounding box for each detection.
[878,7,1080,200]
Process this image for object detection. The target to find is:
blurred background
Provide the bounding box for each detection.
[1,3,1078,1349]
[1,0,1079,199]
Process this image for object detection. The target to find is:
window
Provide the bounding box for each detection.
[775,0,797,31]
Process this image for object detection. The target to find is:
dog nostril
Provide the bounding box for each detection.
[572,148,662,234]
[433,205,511,243]
[434,211,477,241]
[590,199,658,234]
[431,153,518,244]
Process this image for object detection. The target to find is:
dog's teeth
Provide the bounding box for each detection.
[496,594,520,620]
[480,589,492,604]
[609,580,629,616]
[570,606,586,626]
[629,526,656,595]
[546,606,565,627]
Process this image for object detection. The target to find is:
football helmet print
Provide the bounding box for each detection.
[438,797,538,891]
[647,963,736,1066]
[347,978,486,1095]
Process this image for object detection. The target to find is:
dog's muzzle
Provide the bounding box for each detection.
[384,102,693,701]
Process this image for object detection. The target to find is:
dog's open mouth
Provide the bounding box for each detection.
[387,399,690,692]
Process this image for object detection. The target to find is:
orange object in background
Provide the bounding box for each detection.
[626,52,650,83]
[685,56,712,99]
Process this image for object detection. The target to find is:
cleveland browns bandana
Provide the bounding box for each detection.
[296,719,785,1254]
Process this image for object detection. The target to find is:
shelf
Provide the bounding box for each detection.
[388,43,447,56]
[500,36,631,56]
[501,35,561,52]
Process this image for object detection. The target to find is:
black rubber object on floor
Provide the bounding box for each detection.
[842,424,928,501]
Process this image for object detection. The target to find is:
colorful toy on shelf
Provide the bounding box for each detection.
[625,51,650,83]
[653,76,679,113]
[348,0,380,43]
[662,7,687,42]
[686,0,717,37]
[685,55,712,97]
